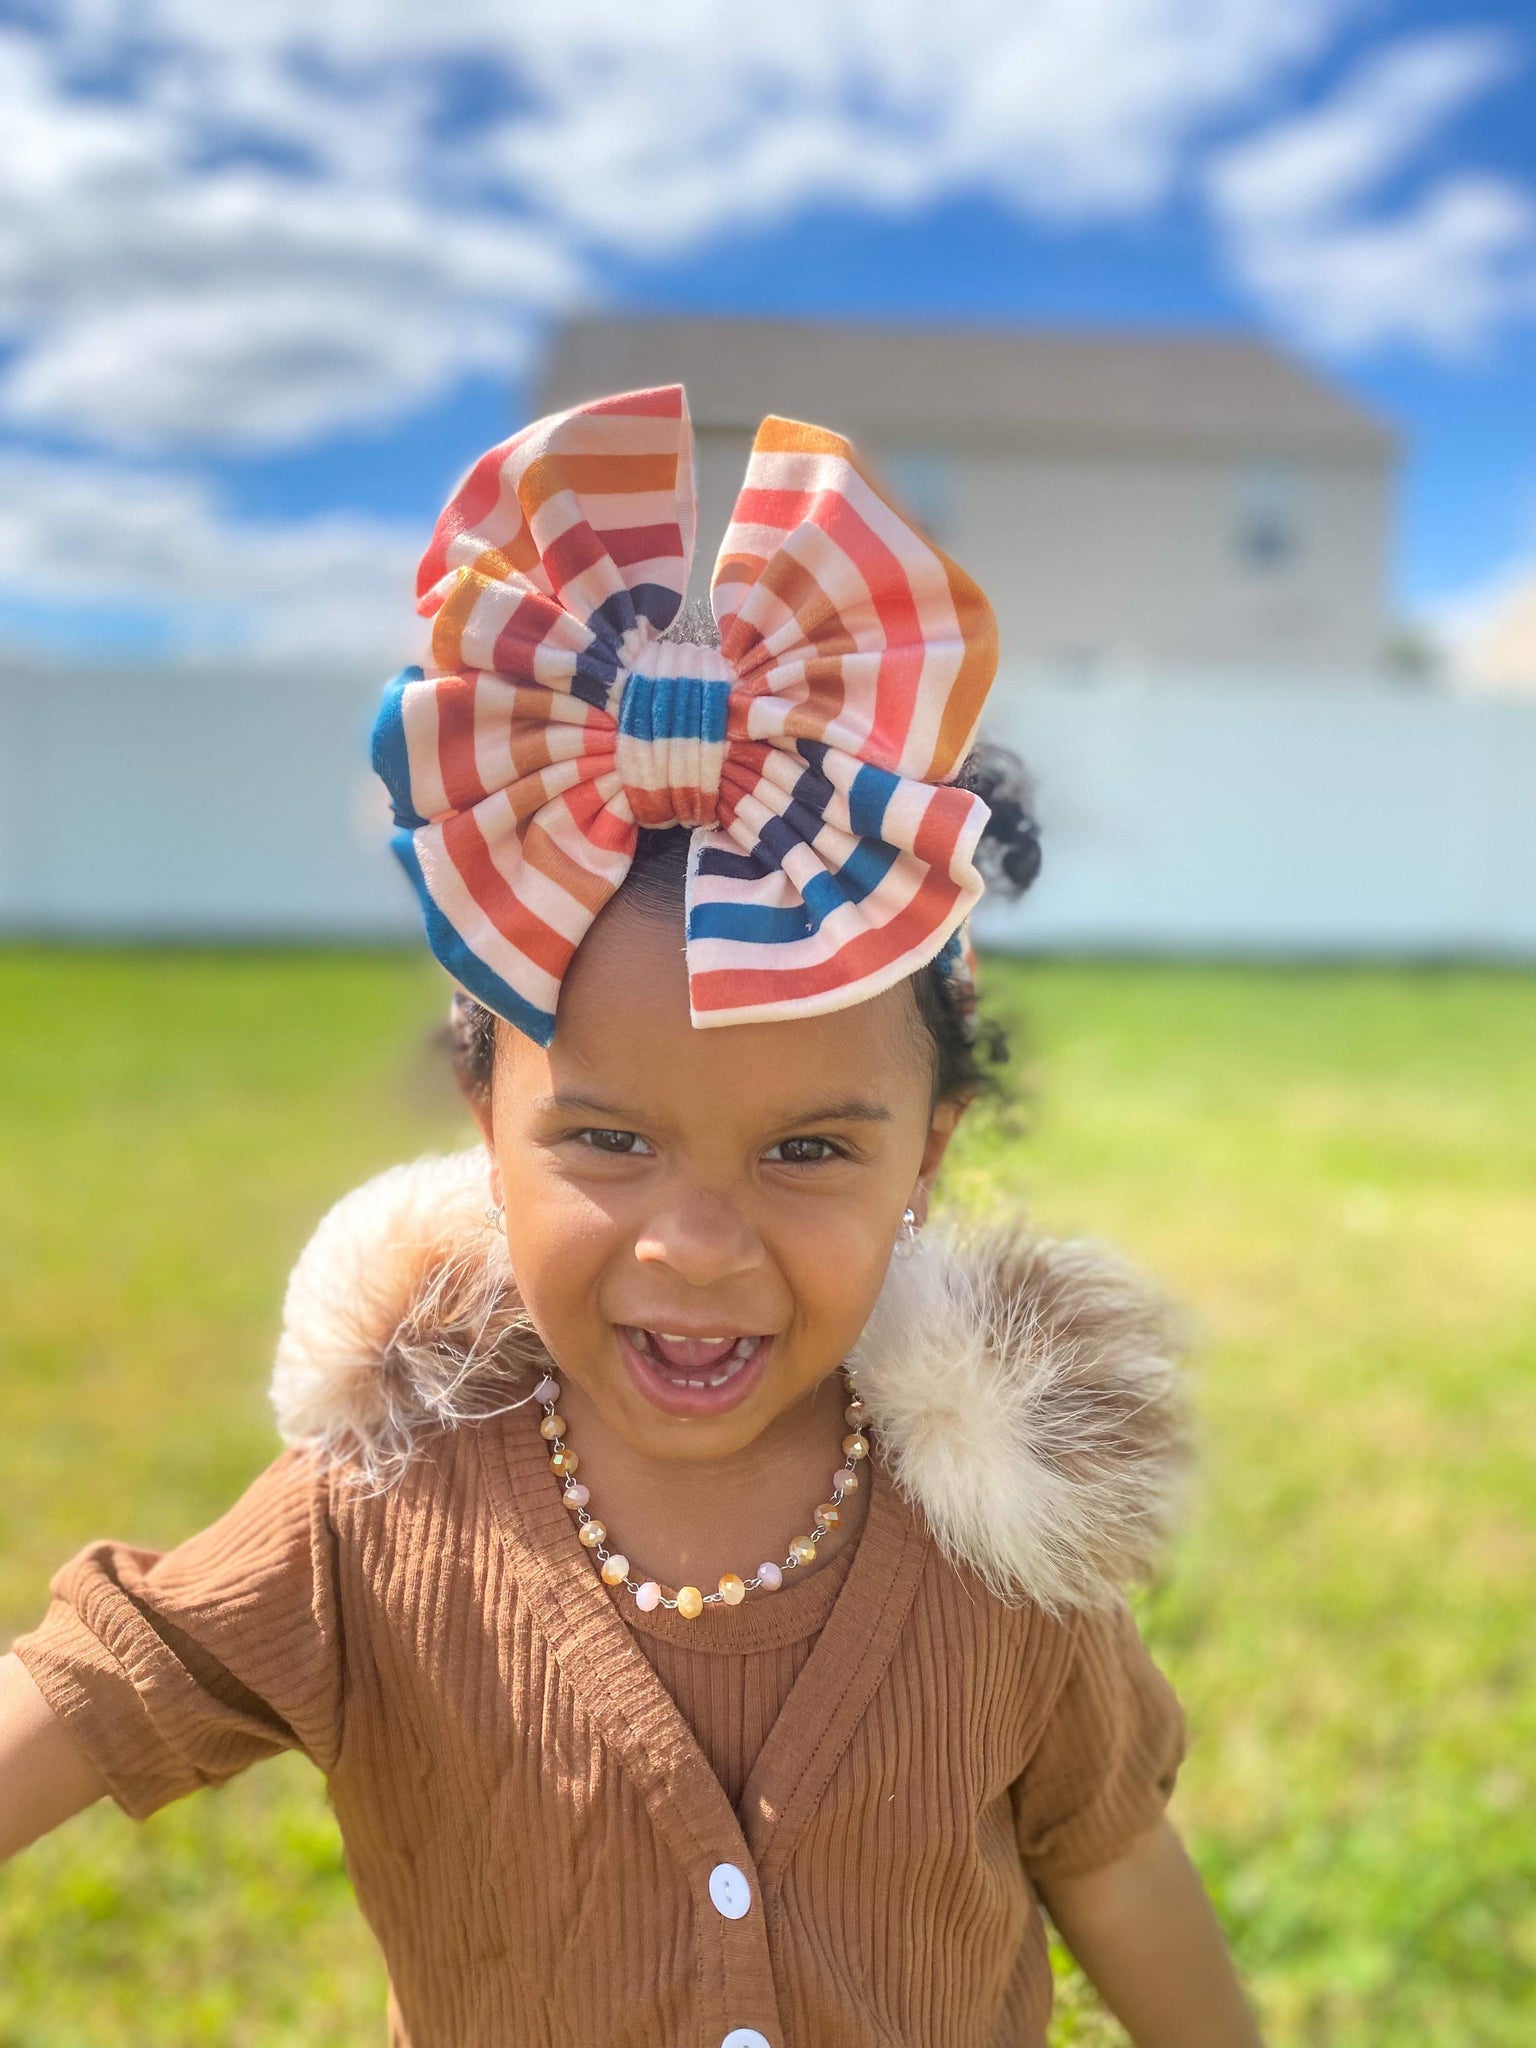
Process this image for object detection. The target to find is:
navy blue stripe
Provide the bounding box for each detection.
[695,843,777,882]
[370,669,428,829]
[571,635,624,709]
[586,589,637,646]
[632,582,683,633]
[789,753,834,821]
[390,831,557,1047]
[700,738,834,883]
[688,835,900,947]
[584,585,684,646]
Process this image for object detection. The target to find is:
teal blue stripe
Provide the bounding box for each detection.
[371,668,428,830]
[390,831,558,1047]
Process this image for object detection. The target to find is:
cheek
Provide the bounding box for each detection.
[773,1203,901,1377]
[499,1167,617,1336]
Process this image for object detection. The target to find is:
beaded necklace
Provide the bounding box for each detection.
[532,1362,872,1620]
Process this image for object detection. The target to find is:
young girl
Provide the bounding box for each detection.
[0,388,1262,2046]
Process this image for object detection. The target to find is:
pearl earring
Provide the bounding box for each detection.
[893,1205,921,1259]
[484,1201,504,1229]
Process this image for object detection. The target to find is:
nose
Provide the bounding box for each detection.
[632,1183,765,1289]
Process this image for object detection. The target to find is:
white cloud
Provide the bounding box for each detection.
[1208,29,1536,356]
[2,2,1533,661]
[0,449,425,664]
[492,0,1343,240]
[0,31,578,451]
[0,1,1347,453]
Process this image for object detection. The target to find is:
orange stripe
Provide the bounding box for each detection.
[431,568,482,671]
[441,810,576,981]
[931,557,998,778]
[476,524,541,579]
[521,810,622,917]
[551,452,680,496]
[750,416,854,461]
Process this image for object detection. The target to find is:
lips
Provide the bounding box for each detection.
[616,1325,773,1419]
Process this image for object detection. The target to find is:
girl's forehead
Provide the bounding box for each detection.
[498,899,928,1117]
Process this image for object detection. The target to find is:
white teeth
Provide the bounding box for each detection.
[624,1328,767,1391]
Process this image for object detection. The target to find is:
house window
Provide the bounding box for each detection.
[1234,461,1303,569]
[882,448,955,543]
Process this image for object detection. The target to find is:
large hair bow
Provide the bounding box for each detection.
[372,384,997,1046]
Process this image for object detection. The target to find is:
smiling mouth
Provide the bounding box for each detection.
[619,1327,764,1389]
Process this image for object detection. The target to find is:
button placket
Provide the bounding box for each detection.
[709,1859,774,2045]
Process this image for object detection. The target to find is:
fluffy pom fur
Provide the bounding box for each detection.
[851,1225,1193,1614]
[270,1151,546,1494]
[271,1150,1192,1607]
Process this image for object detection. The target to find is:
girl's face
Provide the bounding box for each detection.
[473,897,962,1463]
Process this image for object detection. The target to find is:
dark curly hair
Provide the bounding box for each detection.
[445,613,1041,1112]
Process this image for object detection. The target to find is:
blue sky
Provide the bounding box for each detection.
[3,0,1535,667]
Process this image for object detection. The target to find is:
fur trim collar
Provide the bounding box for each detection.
[270,1150,1192,1614]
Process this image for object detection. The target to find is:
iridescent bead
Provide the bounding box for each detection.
[718,1573,746,1605]
[834,1465,859,1493]
[844,1399,866,1427]
[842,1432,869,1462]
[757,1561,784,1591]
[600,1554,629,1586]
[788,1535,817,1566]
[534,1376,560,1403]
[635,1581,662,1611]
[562,1482,590,1511]
[676,1585,704,1620]
[538,1413,566,1441]
[577,1520,605,1549]
[813,1501,841,1530]
[549,1448,579,1478]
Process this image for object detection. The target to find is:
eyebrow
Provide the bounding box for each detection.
[534,1091,893,1126]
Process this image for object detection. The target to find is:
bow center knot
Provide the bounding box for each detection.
[613,641,735,829]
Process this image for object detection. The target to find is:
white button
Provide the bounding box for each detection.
[720,2032,771,2048]
[708,1860,754,1920]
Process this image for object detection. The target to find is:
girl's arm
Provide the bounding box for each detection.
[1037,1816,1263,2048]
[1,1446,344,1835]
[0,1651,107,1863]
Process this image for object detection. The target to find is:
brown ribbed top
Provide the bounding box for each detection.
[8,1386,1184,2048]
[624,1525,856,1811]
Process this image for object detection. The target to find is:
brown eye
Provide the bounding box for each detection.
[578,1129,651,1156]
[769,1137,842,1166]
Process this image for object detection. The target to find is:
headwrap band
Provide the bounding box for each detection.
[373,385,997,1046]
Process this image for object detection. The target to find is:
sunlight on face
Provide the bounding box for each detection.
[479,896,960,1463]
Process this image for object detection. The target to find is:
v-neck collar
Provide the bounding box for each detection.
[475,1387,932,1882]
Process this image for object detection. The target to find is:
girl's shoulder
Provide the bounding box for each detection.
[269,1150,1194,1617]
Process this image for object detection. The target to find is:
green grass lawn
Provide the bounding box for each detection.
[1,945,1532,2046]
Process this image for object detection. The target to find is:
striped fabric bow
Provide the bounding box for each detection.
[372,385,997,1046]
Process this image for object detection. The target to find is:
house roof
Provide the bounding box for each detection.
[537,315,1397,460]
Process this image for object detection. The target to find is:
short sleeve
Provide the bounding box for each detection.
[1010,1597,1185,1883]
[4,1445,344,1821]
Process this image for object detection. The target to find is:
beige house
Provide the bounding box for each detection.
[537,315,1398,675]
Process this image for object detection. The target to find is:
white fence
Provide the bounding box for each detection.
[974,669,1536,957]
[2,658,1533,956]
